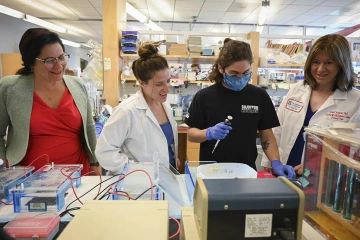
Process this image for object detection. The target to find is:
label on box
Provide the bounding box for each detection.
[245,214,272,238]
[28,202,47,212]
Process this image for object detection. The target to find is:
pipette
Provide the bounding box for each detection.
[211,116,232,154]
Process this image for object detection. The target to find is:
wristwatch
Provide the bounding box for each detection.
[90,162,100,167]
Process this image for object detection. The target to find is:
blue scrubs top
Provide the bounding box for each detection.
[287,104,316,167]
[160,121,175,167]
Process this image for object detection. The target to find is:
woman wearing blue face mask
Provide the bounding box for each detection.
[185,38,295,178]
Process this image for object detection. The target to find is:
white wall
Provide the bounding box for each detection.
[0,13,90,77]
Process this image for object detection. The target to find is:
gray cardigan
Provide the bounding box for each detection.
[0,74,97,166]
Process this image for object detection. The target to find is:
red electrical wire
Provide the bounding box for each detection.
[169,216,180,239]
[108,192,135,200]
[107,169,153,200]
[0,200,13,205]
[60,167,102,205]
[23,154,50,177]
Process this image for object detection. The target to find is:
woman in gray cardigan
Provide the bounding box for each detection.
[0,28,98,174]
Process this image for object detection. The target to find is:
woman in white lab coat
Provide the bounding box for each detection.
[261,34,360,174]
[95,42,178,174]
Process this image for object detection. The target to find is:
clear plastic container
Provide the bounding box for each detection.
[10,164,83,213]
[0,167,34,203]
[303,127,360,240]
[4,212,60,240]
[196,162,257,179]
[111,162,162,200]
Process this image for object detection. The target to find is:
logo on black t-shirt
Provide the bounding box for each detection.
[241,105,259,113]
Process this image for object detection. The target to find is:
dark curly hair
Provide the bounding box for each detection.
[208,38,253,83]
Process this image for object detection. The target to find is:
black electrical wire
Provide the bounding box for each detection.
[98,190,131,200]
[134,185,156,200]
[96,180,127,200]
[65,174,123,211]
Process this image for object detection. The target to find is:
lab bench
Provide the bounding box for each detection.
[0,176,328,240]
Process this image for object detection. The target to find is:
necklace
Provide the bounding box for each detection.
[37,83,60,101]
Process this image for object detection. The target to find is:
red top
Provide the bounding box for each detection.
[20,88,90,174]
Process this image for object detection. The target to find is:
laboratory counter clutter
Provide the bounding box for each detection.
[1,29,360,240]
[0,126,359,240]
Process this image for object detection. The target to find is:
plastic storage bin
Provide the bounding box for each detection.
[4,212,60,240]
[303,127,360,240]
[197,162,257,179]
[184,161,257,202]
[111,162,162,201]
[0,167,34,203]
[11,164,83,213]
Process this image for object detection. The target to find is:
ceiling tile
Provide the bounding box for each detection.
[148,8,173,21]
[175,1,203,11]
[198,11,225,21]
[173,11,201,21]
[227,3,259,13]
[320,0,357,7]
[241,8,259,24]
[59,0,93,8]
[128,0,148,9]
[268,0,298,4]
[89,0,102,8]
[266,14,297,24]
[291,0,326,5]
[69,7,99,15]
[205,0,233,2]
[137,9,150,18]
[267,4,289,14]
[202,1,232,12]
[1,0,34,5]
[278,5,315,14]
[306,15,341,25]
[304,6,344,15]
[85,20,102,30]
[285,15,322,25]
[220,12,249,23]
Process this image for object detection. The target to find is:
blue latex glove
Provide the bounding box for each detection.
[271,160,296,178]
[206,122,232,141]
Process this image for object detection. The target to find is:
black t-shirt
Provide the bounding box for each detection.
[185,83,280,170]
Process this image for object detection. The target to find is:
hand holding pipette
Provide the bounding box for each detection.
[205,116,233,154]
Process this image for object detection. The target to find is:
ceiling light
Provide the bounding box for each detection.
[24,15,67,33]
[258,0,270,27]
[0,5,25,19]
[126,2,147,23]
[61,39,81,48]
[126,2,163,31]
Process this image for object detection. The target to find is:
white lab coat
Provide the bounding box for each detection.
[95,90,178,174]
[261,82,360,168]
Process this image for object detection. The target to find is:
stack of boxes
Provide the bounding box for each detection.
[121,31,139,54]
[168,44,188,56]
[187,37,202,56]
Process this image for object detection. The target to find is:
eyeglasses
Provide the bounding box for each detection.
[35,53,69,68]
[225,68,252,78]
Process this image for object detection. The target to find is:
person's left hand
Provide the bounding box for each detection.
[294,164,303,175]
[90,166,101,176]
